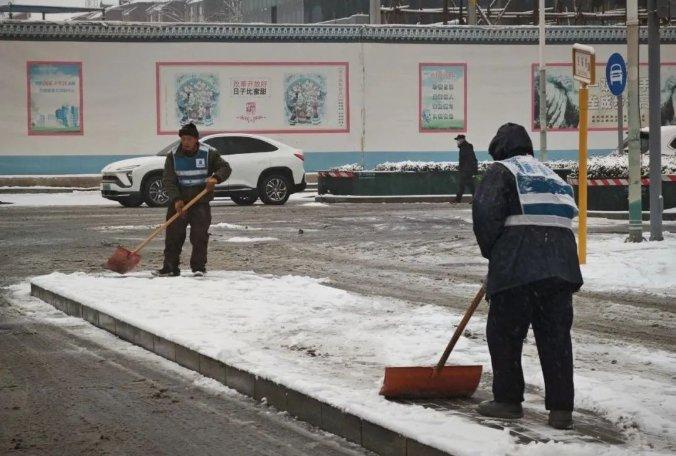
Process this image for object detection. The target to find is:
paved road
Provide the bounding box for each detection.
[0,297,370,456]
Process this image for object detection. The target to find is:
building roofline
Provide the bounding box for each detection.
[0,20,674,44]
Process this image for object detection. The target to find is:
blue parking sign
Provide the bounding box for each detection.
[605,53,627,96]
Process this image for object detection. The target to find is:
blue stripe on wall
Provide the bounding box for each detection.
[0,155,143,175]
[0,150,614,175]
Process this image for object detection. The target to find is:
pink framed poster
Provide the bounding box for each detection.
[156,61,350,135]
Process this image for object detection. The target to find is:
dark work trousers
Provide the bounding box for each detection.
[163,203,211,271]
[455,173,476,202]
[487,284,574,411]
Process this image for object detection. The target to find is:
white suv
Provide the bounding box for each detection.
[101,134,306,207]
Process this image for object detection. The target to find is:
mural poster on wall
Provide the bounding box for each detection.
[532,63,676,131]
[157,63,349,134]
[419,63,467,132]
[27,62,83,135]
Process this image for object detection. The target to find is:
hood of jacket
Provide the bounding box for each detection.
[488,123,534,161]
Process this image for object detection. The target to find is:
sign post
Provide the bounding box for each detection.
[605,52,627,155]
[572,43,595,265]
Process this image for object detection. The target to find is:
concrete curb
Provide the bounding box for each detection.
[587,211,676,221]
[0,176,101,188]
[30,283,452,456]
[315,195,472,204]
[0,188,98,194]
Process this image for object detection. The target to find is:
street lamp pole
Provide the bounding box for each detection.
[648,0,664,241]
[626,0,643,243]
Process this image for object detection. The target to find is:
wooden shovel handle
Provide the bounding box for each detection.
[131,187,211,255]
[435,284,486,372]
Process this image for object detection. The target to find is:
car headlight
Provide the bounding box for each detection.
[114,165,141,173]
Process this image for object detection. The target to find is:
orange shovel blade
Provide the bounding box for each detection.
[105,246,141,274]
[379,365,482,399]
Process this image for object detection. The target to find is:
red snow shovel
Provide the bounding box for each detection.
[105,187,210,274]
[379,284,485,399]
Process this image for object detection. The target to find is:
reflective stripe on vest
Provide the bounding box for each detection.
[498,155,578,230]
[505,214,573,230]
[173,145,209,187]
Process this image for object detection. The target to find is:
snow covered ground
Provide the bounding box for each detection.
[0,191,318,207]
[222,237,279,243]
[0,191,118,207]
[581,233,676,297]
[323,209,675,299]
[25,270,676,455]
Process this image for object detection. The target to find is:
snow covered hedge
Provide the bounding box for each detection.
[328,156,676,179]
[330,160,573,173]
[327,163,364,172]
[568,155,676,179]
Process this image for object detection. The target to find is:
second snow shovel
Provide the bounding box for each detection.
[105,187,210,274]
[379,284,485,399]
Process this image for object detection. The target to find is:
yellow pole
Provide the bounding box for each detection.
[578,83,588,264]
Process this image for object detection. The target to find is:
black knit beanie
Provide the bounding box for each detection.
[178,122,199,139]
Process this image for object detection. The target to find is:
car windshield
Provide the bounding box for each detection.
[157,140,180,156]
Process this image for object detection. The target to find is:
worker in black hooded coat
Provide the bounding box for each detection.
[472,123,583,430]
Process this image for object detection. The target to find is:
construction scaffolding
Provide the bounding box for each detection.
[380,1,671,26]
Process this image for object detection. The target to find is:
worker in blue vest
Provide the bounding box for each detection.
[472,123,583,430]
[156,123,231,277]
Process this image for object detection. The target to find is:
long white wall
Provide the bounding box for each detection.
[0,38,673,173]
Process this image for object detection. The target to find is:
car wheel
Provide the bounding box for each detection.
[231,191,258,206]
[258,174,291,205]
[118,196,144,208]
[142,174,170,207]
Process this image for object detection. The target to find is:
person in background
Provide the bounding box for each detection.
[454,134,478,203]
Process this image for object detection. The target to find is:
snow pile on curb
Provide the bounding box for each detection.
[27,271,676,455]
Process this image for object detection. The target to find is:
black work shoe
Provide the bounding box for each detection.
[192,269,206,277]
[548,410,573,430]
[153,266,180,277]
[477,400,523,419]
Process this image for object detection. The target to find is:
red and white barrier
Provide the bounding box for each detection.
[319,171,355,178]
[568,175,676,186]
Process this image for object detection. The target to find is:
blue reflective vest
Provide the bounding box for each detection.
[498,155,578,230]
[173,145,209,187]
